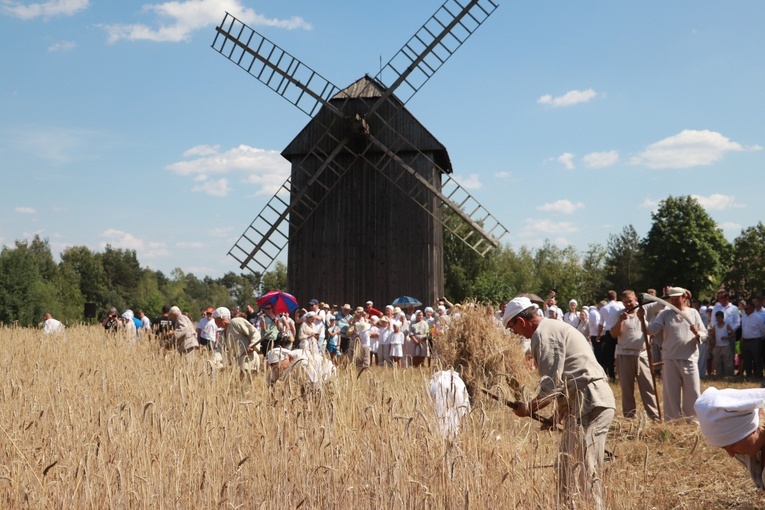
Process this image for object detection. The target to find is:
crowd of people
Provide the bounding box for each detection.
[86,297,467,394]
[38,285,765,502]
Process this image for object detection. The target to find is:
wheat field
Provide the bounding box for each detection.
[2,315,765,509]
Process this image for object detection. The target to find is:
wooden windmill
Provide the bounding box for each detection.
[211,0,509,309]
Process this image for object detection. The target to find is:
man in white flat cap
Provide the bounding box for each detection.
[695,387,765,490]
[503,296,614,510]
[640,286,707,422]
[212,306,261,374]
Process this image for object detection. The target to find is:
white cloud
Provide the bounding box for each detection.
[2,0,88,19]
[640,198,658,209]
[520,237,571,249]
[583,150,619,169]
[631,129,761,169]
[193,178,231,197]
[557,152,575,170]
[176,241,207,248]
[15,207,37,214]
[48,40,77,52]
[100,229,170,259]
[454,173,482,190]
[519,219,579,238]
[210,226,233,238]
[494,171,511,179]
[537,199,584,215]
[538,88,597,108]
[168,144,289,197]
[691,193,744,211]
[99,0,311,44]
[720,221,742,231]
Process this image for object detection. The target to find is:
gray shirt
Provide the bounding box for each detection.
[646,307,707,362]
[530,319,615,417]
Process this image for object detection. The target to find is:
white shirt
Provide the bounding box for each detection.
[43,318,64,334]
[378,325,391,345]
[741,312,765,340]
[588,308,601,337]
[600,300,625,331]
[712,302,741,330]
[563,311,580,327]
[203,319,218,345]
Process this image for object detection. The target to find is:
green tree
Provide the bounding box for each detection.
[533,241,584,304]
[100,245,142,308]
[605,225,644,292]
[53,263,85,322]
[135,271,166,317]
[641,195,731,297]
[724,222,765,297]
[443,213,492,302]
[0,240,59,325]
[579,243,608,305]
[28,235,58,282]
[261,263,286,295]
[60,245,109,306]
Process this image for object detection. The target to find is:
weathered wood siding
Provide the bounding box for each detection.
[282,79,447,309]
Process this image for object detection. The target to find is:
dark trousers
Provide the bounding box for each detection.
[742,337,764,379]
[602,331,617,381]
[591,335,605,369]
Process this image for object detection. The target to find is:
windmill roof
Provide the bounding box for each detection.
[282,75,453,174]
[331,75,389,100]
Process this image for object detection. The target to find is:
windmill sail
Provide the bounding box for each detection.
[212,1,506,281]
[212,13,341,118]
[374,0,499,107]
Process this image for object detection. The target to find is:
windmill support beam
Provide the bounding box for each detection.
[367,133,499,250]
[236,137,350,269]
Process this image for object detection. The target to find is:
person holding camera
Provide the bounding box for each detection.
[102,307,122,334]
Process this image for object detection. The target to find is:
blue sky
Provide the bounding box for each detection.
[2,0,763,278]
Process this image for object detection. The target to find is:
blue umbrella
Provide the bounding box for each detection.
[391,296,423,308]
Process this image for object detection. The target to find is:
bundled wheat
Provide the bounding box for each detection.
[434,303,539,404]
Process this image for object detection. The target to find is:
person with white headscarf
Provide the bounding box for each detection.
[266,347,336,393]
[695,387,765,490]
[298,312,319,353]
[121,310,137,341]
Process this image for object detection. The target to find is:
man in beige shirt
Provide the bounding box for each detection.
[503,296,615,510]
[212,307,262,373]
[168,306,200,356]
[610,290,660,421]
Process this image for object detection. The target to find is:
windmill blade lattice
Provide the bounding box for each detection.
[212,13,342,118]
[228,133,357,273]
[374,0,498,108]
[365,134,508,256]
[212,1,506,277]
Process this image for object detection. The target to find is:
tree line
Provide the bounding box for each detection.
[444,195,763,305]
[1,195,763,326]
[0,238,288,327]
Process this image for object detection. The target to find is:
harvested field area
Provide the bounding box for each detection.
[1,314,764,509]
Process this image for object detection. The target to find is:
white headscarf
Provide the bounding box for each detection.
[694,387,765,447]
